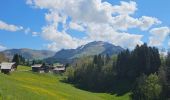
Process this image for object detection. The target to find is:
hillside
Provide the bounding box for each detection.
[1,49,55,60]
[0,52,7,62]
[46,41,124,63]
[0,66,130,100]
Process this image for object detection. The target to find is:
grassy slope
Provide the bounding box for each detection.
[0,66,130,100]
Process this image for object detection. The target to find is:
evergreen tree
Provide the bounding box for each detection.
[165,52,170,98]
[116,43,161,79]
[106,53,110,64]
[116,49,131,78]
[166,52,170,67]
[32,60,35,65]
[93,55,98,64]
[12,54,20,66]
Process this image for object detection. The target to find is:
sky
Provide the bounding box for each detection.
[0,0,170,52]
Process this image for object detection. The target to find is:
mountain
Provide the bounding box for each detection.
[46,41,124,63]
[1,48,55,60]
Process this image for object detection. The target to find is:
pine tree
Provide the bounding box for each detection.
[165,52,170,98]
[166,52,170,67]
[116,49,131,78]
[12,54,20,66]
[32,60,35,65]
[106,53,110,64]
[93,55,98,64]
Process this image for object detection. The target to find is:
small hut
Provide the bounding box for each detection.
[53,64,65,73]
[31,64,44,73]
[53,67,65,73]
[0,62,16,74]
[31,64,50,73]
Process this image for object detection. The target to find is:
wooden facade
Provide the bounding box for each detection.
[31,63,65,74]
[31,64,50,73]
[31,64,44,73]
[0,62,16,74]
[53,64,65,74]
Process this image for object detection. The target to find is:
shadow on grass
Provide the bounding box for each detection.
[109,78,133,96]
[60,78,133,96]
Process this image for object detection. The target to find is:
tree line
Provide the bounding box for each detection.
[66,43,170,100]
[12,54,26,66]
[12,54,45,66]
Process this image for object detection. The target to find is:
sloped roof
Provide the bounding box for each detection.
[53,67,65,71]
[0,62,15,69]
[53,63,64,68]
[31,64,42,68]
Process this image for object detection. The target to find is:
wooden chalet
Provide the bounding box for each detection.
[31,63,65,74]
[31,64,50,73]
[53,64,65,73]
[31,64,44,73]
[0,62,16,74]
[53,67,65,73]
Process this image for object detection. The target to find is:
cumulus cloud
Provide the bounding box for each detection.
[69,22,85,31]
[139,16,161,30]
[0,20,36,37]
[149,27,170,46]
[112,1,137,15]
[27,0,163,51]
[86,23,143,49]
[42,25,89,51]
[0,20,23,32]
[111,15,161,31]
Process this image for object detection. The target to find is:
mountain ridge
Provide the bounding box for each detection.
[0,48,55,60]
[46,41,124,63]
[1,41,125,63]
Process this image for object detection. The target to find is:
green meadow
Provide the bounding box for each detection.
[0,66,130,100]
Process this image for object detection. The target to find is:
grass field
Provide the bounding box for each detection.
[0,66,130,100]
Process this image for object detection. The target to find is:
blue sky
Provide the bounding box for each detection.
[0,0,170,51]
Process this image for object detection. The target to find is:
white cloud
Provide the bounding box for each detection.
[42,25,89,51]
[27,0,163,51]
[69,22,85,31]
[0,44,7,51]
[0,20,35,37]
[32,32,39,37]
[24,28,40,37]
[112,1,137,15]
[111,15,161,31]
[149,27,170,46]
[0,20,23,32]
[86,23,143,49]
[139,16,161,31]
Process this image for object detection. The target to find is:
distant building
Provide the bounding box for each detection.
[53,67,65,73]
[31,64,50,73]
[52,63,65,73]
[53,63,64,68]
[31,64,44,73]
[31,63,65,74]
[0,62,16,74]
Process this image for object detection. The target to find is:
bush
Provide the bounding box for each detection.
[65,66,75,82]
[132,73,162,100]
